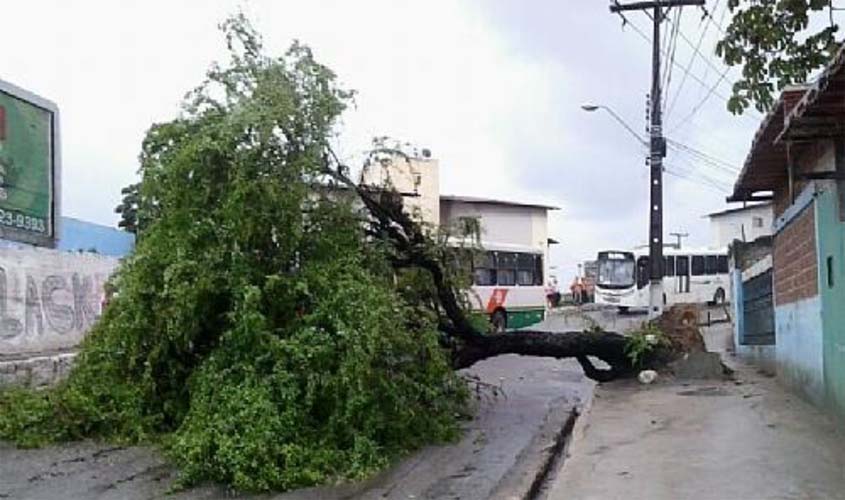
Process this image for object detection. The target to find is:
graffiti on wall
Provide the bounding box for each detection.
[0,248,118,356]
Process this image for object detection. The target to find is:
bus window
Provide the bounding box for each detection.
[691,255,706,276]
[704,255,718,275]
[676,256,689,276]
[597,252,635,288]
[665,256,675,277]
[534,255,544,285]
[517,253,536,286]
[717,255,729,273]
[473,251,497,286]
[497,252,517,286]
[636,256,649,289]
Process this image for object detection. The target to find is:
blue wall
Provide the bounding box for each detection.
[57,217,135,258]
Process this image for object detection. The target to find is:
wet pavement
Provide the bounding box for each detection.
[545,325,845,500]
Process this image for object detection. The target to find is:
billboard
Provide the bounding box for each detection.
[0,79,59,247]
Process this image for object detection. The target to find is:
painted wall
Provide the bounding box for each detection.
[815,187,845,418]
[440,201,548,252]
[361,154,440,227]
[775,295,826,405]
[709,204,773,248]
[0,246,118,357]
[57,216,135,257]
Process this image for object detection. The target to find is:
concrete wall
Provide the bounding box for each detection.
[57,216,135,257]
[816,187,845,418]
[775,295,826,405]
[710,204,773,248]
[0,246,119,386]
[440,201,548,252]
[361,154,440,227]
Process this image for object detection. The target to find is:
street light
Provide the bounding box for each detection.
[580,103,647,147]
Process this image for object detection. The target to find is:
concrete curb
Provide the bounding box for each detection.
[488,397,583,500]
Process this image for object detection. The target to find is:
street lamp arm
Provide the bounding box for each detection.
[593,105,647,147]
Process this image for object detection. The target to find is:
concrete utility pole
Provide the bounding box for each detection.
[609,0,703,318]
[669,231,689,249]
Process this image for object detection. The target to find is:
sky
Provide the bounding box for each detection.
[0,0,765,282]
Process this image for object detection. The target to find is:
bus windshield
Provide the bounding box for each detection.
[597,252,635,288]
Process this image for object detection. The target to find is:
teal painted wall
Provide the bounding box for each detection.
[775,296,826,405]
[815,188,845,418]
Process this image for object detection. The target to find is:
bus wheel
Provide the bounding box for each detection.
[713,288,726,305]
[491,310,508,334]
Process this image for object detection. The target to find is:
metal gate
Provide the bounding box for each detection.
[741,269,775,345]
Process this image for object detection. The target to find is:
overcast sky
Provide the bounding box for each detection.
[2,0,764,282]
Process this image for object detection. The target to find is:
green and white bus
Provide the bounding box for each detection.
[466,243,548,332]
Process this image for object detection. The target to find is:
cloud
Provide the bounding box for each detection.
[0,0,761,284]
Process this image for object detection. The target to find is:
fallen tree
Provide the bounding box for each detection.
[319,152,704,381]
[0,14,709,494]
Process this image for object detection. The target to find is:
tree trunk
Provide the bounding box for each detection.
[321,152,707,382]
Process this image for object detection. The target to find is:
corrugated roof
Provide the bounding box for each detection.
[732,44,845,200]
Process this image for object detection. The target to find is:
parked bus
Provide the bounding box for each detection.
[594,247,730,311]
[465,244,548,332]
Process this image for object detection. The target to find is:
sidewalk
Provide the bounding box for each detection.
[546,357,845,500]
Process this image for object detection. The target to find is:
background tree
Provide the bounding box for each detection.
[718,0,840,114]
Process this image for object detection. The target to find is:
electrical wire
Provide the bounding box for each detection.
[665,138,739,173]
[662,8,683,113]
[663,166,730,193]
[619,16,744,117]
[666,0,721,117]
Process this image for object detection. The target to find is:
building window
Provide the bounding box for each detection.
[752,216,764,228]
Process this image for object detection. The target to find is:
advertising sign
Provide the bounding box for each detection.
[0,79,59,247]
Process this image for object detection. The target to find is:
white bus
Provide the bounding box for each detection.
[464,243,548,332]
[594,247,730,311]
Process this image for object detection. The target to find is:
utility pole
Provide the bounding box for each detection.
[609,0,704,318]
[669,231,689,249]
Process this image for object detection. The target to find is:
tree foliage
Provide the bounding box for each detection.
[718,0,839,114]
[0,15,466,491]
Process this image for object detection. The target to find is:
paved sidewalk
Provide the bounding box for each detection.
[547,359,845,500]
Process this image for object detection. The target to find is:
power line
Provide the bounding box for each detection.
[664,164,732,192]
[662,7,683,112]
[620,14,754,119]
[666,0,721,117]
[665,138,739,173]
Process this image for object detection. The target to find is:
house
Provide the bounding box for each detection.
[729,53,845,419]
[707,202,773,248]
[360,148,558,273]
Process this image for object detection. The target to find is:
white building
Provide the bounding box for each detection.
[707,203,773,248]
[360,150,557,258]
